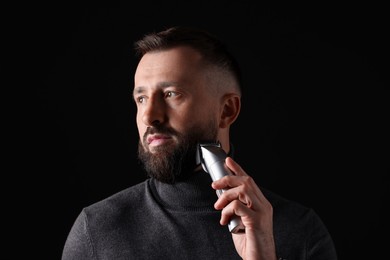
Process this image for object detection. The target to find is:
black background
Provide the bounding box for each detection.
[7,2,389,259]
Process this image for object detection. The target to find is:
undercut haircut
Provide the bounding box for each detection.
[134,26,243,95]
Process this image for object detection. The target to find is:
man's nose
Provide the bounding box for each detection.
[142,96,166,126]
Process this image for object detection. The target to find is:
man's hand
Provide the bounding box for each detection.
[212,157,277,260]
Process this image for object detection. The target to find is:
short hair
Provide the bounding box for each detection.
[134,26,243,94]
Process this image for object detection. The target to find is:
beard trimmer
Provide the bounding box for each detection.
[196,141,245,233]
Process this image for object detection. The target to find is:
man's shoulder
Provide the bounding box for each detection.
[262,187,327,232]
[261,187,315,219]
[83,179,151,217]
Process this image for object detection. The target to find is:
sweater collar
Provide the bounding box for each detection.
[150,169,217,210]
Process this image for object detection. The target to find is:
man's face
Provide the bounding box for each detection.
[133,46,220,183]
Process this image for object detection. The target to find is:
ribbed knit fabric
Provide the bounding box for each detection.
[62,170,337,259]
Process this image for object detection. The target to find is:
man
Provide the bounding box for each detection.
[62,26,337,259]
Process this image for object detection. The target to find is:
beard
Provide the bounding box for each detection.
[137,120,218,184]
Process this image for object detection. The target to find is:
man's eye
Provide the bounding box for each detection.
[166,91,177,98]
[136,96,145,103]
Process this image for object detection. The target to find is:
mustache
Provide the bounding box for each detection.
[143,126,179,141]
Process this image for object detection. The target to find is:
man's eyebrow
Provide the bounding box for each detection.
[133,82,179,96]
[133,86,145,96]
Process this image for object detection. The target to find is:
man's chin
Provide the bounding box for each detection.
[147,144,173,155]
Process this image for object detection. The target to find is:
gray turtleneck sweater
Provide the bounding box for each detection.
[62,170,337,259]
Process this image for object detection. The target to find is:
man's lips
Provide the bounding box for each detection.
[147,134,172,146]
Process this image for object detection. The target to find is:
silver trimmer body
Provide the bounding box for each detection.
[196,142,245,233]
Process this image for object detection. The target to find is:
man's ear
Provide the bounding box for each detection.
[219,94,241,128]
